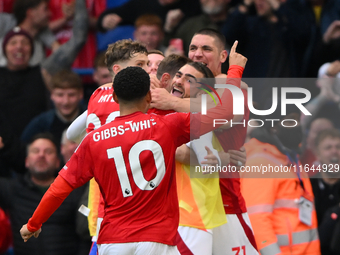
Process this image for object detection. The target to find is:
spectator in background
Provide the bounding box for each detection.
[300,75,340,132]
[92,52,112,86]
[48,0,106,82]
[301,118,334,169]
[311,129,340,255]
[134,14,166,53]
[60,129,79,164]
[97,0,202,36]
[0,0,88,177]
[148,49,164,75]
[0,0,60,67]
[172,0,232,55]
[222,0,310,78]
[0,133,90,255]
[241,111,321,254]
[21,69,85,166]
[0,0,13,13]
[295,0,340,77]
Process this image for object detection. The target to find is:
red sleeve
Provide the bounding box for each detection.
[27,176,74,232]
[226,65,244,88]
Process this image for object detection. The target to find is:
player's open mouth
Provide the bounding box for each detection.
[172,87,184,98]
[200,62,207,66]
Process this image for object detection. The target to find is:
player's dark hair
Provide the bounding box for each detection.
[14,0,48,24]
[157,54,191,80]
[187,62,214,79]
[187,62,215,91]
[194,28,226,51]
[113,67,150,102]
[186,62,215,90]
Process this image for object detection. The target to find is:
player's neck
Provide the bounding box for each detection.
[119,102,149,117]
[213,68,223,77]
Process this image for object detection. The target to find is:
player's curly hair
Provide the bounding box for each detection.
[105,39,148,77]
[113,66,150,102]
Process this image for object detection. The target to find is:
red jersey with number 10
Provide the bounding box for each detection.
[59,111,194,245]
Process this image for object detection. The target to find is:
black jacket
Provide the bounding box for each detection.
[0,174,89,255]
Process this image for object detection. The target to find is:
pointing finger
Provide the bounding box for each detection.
[230,40,238,55]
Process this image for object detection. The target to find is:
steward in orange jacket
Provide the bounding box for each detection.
[241,126,321,255]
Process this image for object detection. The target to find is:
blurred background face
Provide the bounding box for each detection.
[200,0,227,15]
[307,118,334,151]
[254,0,272,17]
[158,0,180,5]
[25,138,60,180]
[61,138,78,163]
[134,25,164,51]
[317,137,340,177]
[148,53,164,75]
[5,35,32,70]
[93,66,112,86]
[50,87,83,119]
[30,1,51,29]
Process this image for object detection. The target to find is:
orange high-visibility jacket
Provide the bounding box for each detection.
[241,138,320,255]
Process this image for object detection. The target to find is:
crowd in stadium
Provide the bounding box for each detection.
[0,0,340,254]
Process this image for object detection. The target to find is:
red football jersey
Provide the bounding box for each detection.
[86,86,175,133]
[215,88,249,214]
[59,111,194,245]
[86,86,119,133]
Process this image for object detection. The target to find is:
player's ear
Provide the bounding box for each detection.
[145,90,152,104]
[220,49,228,64]
[112,64,121,75]
[112,91,119,104]
[160,73,171,87]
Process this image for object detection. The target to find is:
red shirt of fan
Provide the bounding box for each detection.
[59,111,193,245]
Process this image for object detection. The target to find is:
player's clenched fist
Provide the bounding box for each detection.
[20,224,41,242]
[229,41,247,69]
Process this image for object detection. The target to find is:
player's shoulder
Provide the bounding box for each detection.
[88,85,114,106]
[153,111,190,124]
